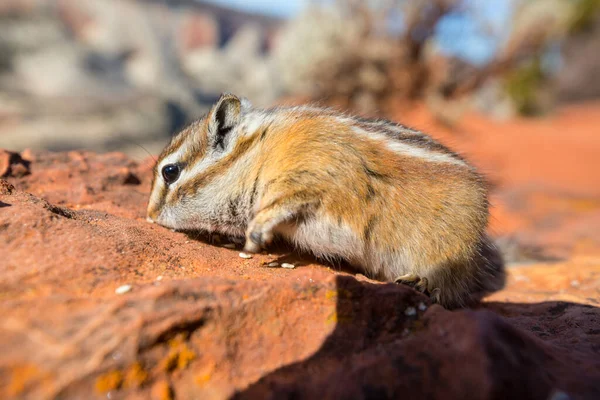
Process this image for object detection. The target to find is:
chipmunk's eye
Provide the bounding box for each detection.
[161,164,180,185]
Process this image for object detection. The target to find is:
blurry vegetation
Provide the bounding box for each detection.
[504,58,545,116]
[569,0,600,32]
[1,0,600,155]
[500,0,600,115]
[276,0,463,116]
[276,0,600,120]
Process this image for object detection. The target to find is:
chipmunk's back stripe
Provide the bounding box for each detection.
[353,117,423,137]
[385,140,466,166]
[351,117,467,166]
[391,134,466,162]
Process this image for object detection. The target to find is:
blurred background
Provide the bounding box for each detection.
[1,0,599,155]
[1,0,599,260]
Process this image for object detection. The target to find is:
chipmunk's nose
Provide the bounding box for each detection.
[147,205,159,223]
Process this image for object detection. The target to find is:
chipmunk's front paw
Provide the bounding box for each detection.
[395,274,429,292]
[394,274,441,303]
[243,223,274,253]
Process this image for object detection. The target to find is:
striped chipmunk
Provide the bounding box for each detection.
[147,93,505,308]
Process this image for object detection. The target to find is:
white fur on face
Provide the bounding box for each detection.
[151,108,270,231]
[149,120,257,234]
[156,152,256,236]
[147,141,188,225]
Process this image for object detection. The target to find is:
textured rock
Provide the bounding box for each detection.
[0,148,599,400]
[238,305,600,400]
[0,149,30,178]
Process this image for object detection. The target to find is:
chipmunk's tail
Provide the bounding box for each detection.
[434,235,506,309]
[473,235,506,294]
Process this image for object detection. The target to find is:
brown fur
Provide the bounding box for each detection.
[147,94,505,308]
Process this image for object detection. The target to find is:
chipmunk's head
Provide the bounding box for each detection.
[146,93,252,232]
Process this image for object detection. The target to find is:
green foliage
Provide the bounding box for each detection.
[504,57,546,116]
[569,0,600,32]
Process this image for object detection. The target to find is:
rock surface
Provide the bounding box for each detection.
[1,103,600,399]
[0,149,30,179]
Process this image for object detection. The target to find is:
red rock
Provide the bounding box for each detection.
[237,305,600,400]
[0,148,599,399]
[0,151,10,177]
[0,149,31,178]
[0,179,15,195]
[0,0,36,16]
[178,12,220,54]
[20,148,35,162]
[56,0,93,39]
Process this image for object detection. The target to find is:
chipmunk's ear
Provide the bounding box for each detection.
[208,93,249,150]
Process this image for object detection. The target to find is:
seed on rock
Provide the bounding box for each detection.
[239,252,252,259]
[115,284,132,294]
[223,244,236,249]
[267,262,279,267]
[281,263,295,269]
[404,306,417,316]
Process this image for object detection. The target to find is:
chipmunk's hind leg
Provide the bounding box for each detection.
[243,192,319,253]
[395,274,442,303]
[397,237,505,309]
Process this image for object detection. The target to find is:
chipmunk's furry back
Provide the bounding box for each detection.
[147,93,505,308]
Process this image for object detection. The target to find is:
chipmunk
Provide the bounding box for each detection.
[147,93,505,308]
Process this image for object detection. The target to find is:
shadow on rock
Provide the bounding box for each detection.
[182,229,363,274]
[234,276,600,400]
